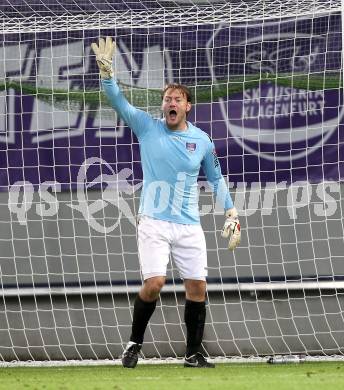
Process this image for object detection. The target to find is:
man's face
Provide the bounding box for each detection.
[161,88,191,131]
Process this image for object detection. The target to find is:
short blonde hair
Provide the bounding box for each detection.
[161,83,192,103]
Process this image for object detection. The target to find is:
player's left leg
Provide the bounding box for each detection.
[172,224,215,368]
[183,279,214,368]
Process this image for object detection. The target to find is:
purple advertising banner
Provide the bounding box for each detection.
[0,14,343,189]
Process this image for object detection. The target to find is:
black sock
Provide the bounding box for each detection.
[130,295,157,345]
[184,299,206,357]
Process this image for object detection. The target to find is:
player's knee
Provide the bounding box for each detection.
[142,276,165,300]
[185,279,206,301]
[148,278,165,294]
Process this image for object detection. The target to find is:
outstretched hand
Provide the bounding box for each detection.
[91,36,116,79]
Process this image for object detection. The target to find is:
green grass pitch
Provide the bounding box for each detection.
[1,362,344,390]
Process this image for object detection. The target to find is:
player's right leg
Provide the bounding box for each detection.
[122,216,171,368]
[122,276,165,368]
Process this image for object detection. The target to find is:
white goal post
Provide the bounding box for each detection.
[0,0,344,363]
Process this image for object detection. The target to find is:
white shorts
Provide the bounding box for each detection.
[137,215,207,281]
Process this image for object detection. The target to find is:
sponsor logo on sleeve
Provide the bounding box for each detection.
[212,148,219,168]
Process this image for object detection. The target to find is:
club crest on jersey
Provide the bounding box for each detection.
[186,142,197,152]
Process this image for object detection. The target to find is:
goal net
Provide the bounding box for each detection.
[1,0,344,362]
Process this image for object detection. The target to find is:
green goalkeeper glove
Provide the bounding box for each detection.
[91,36,116,79]
[221,207,241,250]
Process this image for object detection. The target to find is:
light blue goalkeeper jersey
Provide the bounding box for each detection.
[102,78,233,225]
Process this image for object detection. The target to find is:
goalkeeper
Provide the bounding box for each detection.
[91,37,241,368]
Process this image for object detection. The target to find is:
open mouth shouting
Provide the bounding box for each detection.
[168,109,177,121]
[162,87,191,130]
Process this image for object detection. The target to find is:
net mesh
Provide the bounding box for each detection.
[0,0,344,362]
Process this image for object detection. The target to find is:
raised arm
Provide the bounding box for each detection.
[201,139,241,250]
[91,37,152,140]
